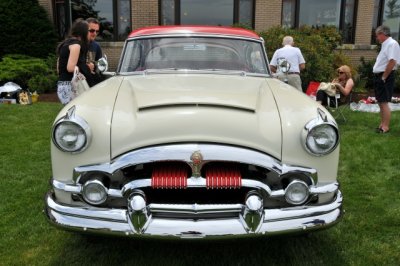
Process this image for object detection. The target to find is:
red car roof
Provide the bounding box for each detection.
[128,26,260,39]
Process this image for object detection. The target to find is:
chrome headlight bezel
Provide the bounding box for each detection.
[81,179,108,205]
[284,180,310,205]
[302,109,339,156]
[52,106,91,153]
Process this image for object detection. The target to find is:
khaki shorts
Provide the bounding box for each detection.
[277,73,302,92]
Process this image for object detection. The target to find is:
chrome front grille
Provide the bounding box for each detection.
[150,162,243,190]
[68,144,321,209]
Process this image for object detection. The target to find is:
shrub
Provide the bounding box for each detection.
[0,0,58,58]
[357,57,376,91]
[0,54,57,93]
[28,74,58,94]
[259,25,346,90]
[28,54,58,93]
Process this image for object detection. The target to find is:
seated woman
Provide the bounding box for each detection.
[316,65,354,106]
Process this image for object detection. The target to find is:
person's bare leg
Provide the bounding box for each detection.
[378,102,391,131]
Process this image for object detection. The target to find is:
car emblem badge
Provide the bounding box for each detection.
[190,151,203,177]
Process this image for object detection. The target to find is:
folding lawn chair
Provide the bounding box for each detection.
[327,92,352,123]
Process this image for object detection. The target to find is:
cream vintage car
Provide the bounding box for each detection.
[45,26,342,238]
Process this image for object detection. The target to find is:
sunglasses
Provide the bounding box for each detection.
[338,71,344,74]
[89,29,100,34]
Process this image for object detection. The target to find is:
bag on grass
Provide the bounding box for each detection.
[18,91,32,105]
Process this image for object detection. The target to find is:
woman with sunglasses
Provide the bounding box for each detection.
[316,65,354,106]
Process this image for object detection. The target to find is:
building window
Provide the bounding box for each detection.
[343,0,356,43]
[54,0,67,39]
[372,0,382,43]
[160,0,255,28]
[282,0,357,43]
[55,0,131,41]
[238,0,254,26]
[373,0,400,42]
[161,0,175,25]
[282,0,296,28]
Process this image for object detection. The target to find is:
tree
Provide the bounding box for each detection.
[385,0,400,18]
[0,0,57,59]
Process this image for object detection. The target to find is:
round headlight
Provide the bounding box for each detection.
[285,180,309,205]
[82,180,108,205]
[53,121,88,152]
[306,124,338,155]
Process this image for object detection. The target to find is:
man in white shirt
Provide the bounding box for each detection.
[373,25,400,133]
[270,36,306,91]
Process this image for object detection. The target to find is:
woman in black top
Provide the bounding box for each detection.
[56,19,90,104]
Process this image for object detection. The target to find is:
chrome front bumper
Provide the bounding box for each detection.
[45,189,342,239]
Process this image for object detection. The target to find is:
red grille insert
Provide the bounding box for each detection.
[152,164,188,189]
[206,165,242,189]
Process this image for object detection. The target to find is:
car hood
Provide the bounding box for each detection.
[110,73,318,161]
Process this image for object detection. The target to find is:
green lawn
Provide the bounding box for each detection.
[0,102,399,265]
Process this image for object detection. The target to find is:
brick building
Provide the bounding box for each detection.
[38,0,396,71]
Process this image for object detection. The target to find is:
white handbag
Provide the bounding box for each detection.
[317,82,337,97]
[71,66,90,99]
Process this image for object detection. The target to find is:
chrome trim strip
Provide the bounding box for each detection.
[138,103,256,113]
[52,179,123,198]
[53,178,338,199]
[309,182,339,194]
[117,71,269,78]
[108,188,123,198]
[52,179,81,193]
[149,203,243,214]
[46,192,128,222]
[121,177,276,197]
[127,33,263,42]
[269,182,339,197]
[45,190,343,238]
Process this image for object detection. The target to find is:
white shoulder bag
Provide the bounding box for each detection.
[71,66,90,99]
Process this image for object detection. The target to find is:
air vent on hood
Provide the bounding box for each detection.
[138,103,255,113]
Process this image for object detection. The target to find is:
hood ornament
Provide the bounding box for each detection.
[190,151,203,177]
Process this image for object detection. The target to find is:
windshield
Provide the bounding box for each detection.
[119,36,269,75]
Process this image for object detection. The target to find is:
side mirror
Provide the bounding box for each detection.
[97,54,108,73]
[277,58,291,83]
[278,58,291,74]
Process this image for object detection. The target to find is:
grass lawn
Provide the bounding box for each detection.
[0,102,399,265]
